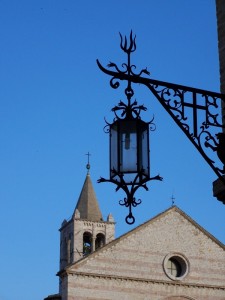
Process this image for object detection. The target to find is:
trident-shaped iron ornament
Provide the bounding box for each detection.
[97,32,225,223]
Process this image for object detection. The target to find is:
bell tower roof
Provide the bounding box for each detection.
[73,161,103,221]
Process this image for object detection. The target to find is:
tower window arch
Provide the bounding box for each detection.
[95,233,105,250]
[83,232,92,256]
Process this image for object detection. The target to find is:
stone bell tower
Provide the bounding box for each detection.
[59,164,115,271]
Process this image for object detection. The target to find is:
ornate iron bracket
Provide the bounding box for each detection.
[97,31,225,186]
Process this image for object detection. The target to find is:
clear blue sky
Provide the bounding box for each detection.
[0,1,224,299]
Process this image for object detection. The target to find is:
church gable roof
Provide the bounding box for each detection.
[67,206,225,287]
[73,174,103,222]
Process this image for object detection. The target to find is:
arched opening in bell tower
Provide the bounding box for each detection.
[83,232,92,256]
[95,233,105,250]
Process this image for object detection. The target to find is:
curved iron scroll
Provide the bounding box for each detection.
[97,32,225,185]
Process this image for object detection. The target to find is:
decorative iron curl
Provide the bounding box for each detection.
[152,85,185,122]
[109,77,120,89]
[119,197,142,207]
[205,94,223,127]
[197,128,216,163]
[149,116,156,132]
[102,116,114,133]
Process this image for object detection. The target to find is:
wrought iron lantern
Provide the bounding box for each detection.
[110,107,150,185]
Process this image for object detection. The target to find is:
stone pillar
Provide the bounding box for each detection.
[213,0,225,203]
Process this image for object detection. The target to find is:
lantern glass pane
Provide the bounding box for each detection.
[110,124,118,178]
[139,127,149,177]
[118,120,138,173]
[120,131,137,173]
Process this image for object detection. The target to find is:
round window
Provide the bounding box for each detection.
[163,253,189,280]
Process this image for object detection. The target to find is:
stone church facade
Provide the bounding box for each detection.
[44,172,225,300]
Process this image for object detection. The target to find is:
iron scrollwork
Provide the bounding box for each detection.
[97,31,225,189]
[147,82,225,177]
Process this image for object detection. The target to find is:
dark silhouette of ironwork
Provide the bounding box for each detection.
[97,31,225,223]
